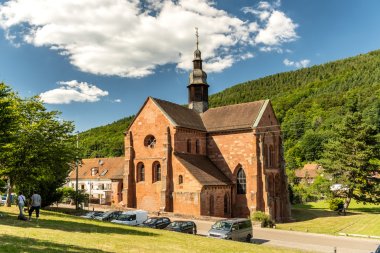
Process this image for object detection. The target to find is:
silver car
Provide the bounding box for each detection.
[208,218,252,242]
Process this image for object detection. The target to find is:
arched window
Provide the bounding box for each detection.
[224,193,230,215]
[195,139,200,154]
[264,144,268,167]
[144,135,156,148]
[178,175,183,184]
[269,145,274,167]
[137,163,145,182]
[237,168,246,194]
[187,139,191,153]
[209,195,214,216]
[152,162,161,183]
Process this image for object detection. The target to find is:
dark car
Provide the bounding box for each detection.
[373,244,380,253]
[164,221,197,234]
[141,217,171,229]
[79,211,104,219]
[94,211,122,221]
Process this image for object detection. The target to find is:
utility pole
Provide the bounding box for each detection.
[75,132,79,210]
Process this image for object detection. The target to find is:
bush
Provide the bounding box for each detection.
[250,211,275,228]
[329,198,344,211]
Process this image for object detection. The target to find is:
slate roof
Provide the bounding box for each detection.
[174,152,232,186]
[201,100,266,132]
[152,97,206,131]
[68,157,124,180]
[151,97,268,133]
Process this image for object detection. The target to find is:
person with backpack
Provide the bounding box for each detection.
[17,192,26,218]
[28,190,41,221]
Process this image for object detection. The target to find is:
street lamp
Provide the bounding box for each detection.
[75,131,79,210]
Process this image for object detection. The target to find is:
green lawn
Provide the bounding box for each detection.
[277,200,380,236]
[0,206,306,253]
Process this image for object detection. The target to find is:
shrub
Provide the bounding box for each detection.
[250,211,275,228]
[329,198,344,211]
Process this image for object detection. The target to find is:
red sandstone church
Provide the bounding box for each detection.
[122,40,291,222]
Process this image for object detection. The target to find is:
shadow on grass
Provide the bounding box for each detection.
[290,208,358,222]
[0,211,158,237]
[0,234,111,253]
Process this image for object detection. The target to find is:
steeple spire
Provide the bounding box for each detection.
[195,27,199,50]
[188,28,209,113]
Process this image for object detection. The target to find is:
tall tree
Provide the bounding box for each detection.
[0,83,21,205]
[0,94,77,206]
[321,112,380,210]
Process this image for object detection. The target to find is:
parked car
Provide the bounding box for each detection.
[140,217,171,229]
[208,218,252,242]
[80,211,104,219]
[111,210,148,226]
[373,244,380,253]
[94,211,122,222]
[0,195,6,205]
[164,221,197,234]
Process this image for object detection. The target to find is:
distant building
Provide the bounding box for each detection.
[67,157,124,205]
[295,164,323,184]
[121,34,291,222]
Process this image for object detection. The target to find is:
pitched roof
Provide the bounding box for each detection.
[68,157,124,180]
[295,163,322,178]
[174,153,232,186]
[151,97,206,131]
[201,100,267,132]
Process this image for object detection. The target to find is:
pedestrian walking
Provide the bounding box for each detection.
[17,192,26,217]
[28,190,41,221]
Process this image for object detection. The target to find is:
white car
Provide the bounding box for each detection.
[111,210,148,226]
[0,195,7,205]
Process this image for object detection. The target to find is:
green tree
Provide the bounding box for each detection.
[321,112,380,210]
[0,83,21,205]
[1,96,77,206]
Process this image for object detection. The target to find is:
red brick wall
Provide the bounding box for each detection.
[126,99,174,212]
[207,131,257,217]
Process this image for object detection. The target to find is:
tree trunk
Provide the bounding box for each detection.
[6,178,12,207]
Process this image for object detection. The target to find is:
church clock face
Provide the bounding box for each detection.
[144,135,156,148]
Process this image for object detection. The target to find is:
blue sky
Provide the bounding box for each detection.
[1,0,380,132]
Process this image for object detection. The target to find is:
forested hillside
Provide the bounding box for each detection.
[79,50,380,172]
[79,116,134,158]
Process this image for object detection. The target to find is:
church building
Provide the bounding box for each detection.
[122,36,291,222]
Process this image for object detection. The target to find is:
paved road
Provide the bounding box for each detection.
[192,219,380,253]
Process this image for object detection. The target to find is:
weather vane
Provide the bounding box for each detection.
[195,27,199,50]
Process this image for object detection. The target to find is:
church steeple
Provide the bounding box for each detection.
[188,28,209,113]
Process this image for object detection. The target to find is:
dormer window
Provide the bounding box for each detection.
[144,135,156,148]
[91,167,99,176]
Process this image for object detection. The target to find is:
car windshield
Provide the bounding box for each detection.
[117,214,136,221]
[93,212,104,217]
[83,212,95,217]
[99,211,113,218]
[143,218,157,225]
[212,221,232,231]
[168,222,184,228]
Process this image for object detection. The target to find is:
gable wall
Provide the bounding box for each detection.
[126,99,174,212]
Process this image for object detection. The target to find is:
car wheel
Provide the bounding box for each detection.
[245,234,252,243]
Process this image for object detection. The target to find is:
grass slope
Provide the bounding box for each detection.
[0,206,305,253]
[277,200,380,236]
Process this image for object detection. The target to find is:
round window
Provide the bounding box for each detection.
[144,135,156,148]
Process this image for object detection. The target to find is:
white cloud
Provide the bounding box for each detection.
[259,46,283,53]
[39,80,108,104]
[255,10,298,45]
[112,99,122,103]
[283,58,310,68]
[0,0,298,78]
